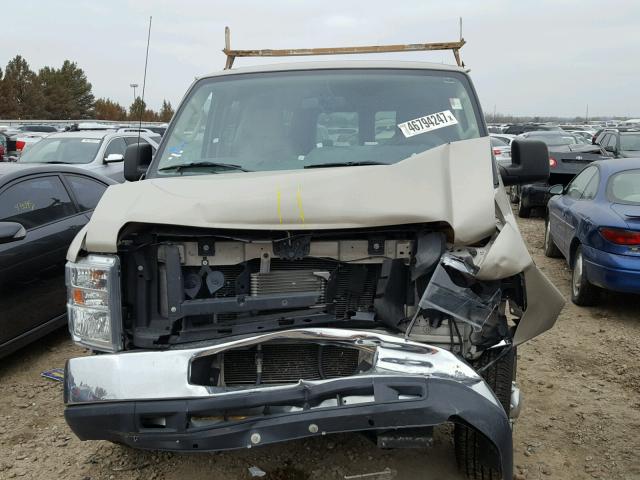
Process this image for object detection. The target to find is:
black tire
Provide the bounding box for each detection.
[543,217,562,258]
[454,348,515,480]
[516,195,531,218]
[571,245,599,306]
[508,186,519,204]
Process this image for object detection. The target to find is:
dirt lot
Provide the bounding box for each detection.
[1,214,639,480]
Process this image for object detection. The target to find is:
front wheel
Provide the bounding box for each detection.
[509,186,519,204]
[517,195,531,218]
[571,245,599,306]
[543,217,562,258]
[454,347,515,480]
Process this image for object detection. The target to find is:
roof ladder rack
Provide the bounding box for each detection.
[222,23,466,70]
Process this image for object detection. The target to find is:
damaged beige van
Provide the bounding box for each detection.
[63,41,564,480]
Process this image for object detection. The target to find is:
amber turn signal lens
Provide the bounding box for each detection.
[72,289,84,305]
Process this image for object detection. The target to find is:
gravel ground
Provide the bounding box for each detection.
[1,214,639,480]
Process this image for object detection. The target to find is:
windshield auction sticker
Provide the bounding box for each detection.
[398,110,459,138]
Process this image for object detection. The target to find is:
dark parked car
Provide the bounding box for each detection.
[545,158,640,305]
[503,123,561,135]
[595,128,640,158]
[17,124,59,133]
[0,164,115,358]
[142,125,168,136]
[514,131,609,217]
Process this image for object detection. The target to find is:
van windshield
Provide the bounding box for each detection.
[153,69,483,176]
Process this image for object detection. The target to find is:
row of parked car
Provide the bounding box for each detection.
[488,124,640,306]
[0,122,167,163]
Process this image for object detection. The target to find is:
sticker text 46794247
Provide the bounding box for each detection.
[397,110,459,138]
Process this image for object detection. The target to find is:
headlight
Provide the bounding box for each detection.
[66,254,122,352]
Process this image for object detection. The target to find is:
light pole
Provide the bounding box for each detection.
[130,83,139,104]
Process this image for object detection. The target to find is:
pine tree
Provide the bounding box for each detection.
[2,55,161,121]
[128,96,146,121]
[59,61,94,118]
[142,108,159,122]
[3,55,45,119]
[0,68,19,118]
[39,66,73,119]
[95,98,127,121]
[159,99,174,122]
[37,61,94,119]
[127,97,159,122]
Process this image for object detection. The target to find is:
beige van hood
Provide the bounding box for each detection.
[83,137,495,253]
[72,135,565,345]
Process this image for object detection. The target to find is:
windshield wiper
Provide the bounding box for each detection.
[304,161,388,169]
[158,161,251,173]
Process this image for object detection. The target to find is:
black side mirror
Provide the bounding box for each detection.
[604,145,617,154]
[549,184,564,195]
[124,143,153,182]
[0,222,26,244]
[499,139,549,186]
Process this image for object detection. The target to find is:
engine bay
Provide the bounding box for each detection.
[117,224,525,356]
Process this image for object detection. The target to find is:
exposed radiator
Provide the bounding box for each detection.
[222,343,361,386]
[270,258,380,319]
[183,258,380,321]
[250,270,328,303]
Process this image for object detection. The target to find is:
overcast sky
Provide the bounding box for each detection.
[3,0,638,118]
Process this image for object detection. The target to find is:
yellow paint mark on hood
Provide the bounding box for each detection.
[296,185,305,224]
[277,187,283,224]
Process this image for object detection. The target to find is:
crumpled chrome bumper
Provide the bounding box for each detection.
[64,328,513,478]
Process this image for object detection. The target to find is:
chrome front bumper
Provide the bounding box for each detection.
[64,328,513,478]
[65,328,499,404]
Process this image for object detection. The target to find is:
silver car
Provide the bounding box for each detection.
[490,134,512,165]
[17,130,160,182]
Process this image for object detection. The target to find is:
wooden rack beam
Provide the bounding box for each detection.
[223,26,465,69]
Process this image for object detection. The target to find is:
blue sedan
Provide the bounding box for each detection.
[545,158,640,305]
